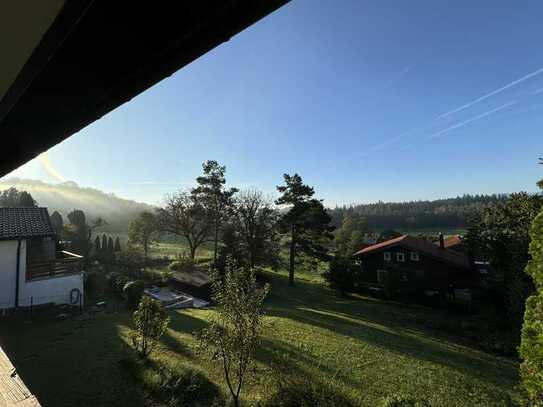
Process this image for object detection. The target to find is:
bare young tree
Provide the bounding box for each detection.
[156,191,212,260]
[234,189,279,268]
[196,266,269,407]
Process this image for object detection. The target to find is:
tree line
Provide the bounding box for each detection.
[329,194,510,230]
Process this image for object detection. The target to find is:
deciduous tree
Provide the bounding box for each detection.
[50,211,64,235]
[131,297,169,358]
[334,213,368,256]
[128,211,158,263]
[196,266,269,407]
[157,191,211,260]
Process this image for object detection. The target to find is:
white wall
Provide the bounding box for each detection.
[18,240,84,307]
[0,239,84,309]
[0,240,17,309]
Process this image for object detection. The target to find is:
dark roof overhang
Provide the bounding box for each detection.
[0,0,289,177]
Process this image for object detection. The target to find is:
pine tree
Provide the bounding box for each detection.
[108,236,114,252]
[114,236,121,252]
[102,234,108,252]
[94,235,101,251]
[276,174,334,286]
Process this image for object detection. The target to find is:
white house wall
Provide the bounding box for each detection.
[0,240,17,309]
[18,240,84,307]
[0,239,84,310]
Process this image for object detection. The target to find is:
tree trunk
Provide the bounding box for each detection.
[189,245,196,260]
[289,225,296,286]
[213,223,219,265]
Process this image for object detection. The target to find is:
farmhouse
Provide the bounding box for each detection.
[0,208,83,310]
[354,234,474,295]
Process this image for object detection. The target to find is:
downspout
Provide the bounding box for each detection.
[15,240,21,308]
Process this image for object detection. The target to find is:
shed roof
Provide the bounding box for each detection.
[0,207,55,240]
[354,234,471,270]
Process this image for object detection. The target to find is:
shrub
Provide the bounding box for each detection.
[108,272,129,296]
[119,353,223,407]
[264,376,357,407]
[520,209,543,405]
[153,366,223,406]
[123,280,145,309]
[324,256,358,295]
[380,394,431,407]
[131,296,169,358]
[84,270,106,296]
[169,256,195,273]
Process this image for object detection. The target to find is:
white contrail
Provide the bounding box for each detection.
[532,87,543,95]
[436,67,543,120]
[38,152,65,182]
[428,100,518,139]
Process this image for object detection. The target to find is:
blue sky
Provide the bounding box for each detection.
[6,0,543,206]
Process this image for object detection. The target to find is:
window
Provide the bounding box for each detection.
[400,271,408,282]
[410,252,420,261]
[377,269,388,285]
[383,252,391,262]
[396,252,405,262]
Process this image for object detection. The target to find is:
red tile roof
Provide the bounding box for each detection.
[0,208,55,240]
[439,235,463,248]
[354,234,471,269]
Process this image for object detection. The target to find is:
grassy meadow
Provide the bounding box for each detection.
[0,268,518,406]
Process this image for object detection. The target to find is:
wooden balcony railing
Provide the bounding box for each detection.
[26,251,83,281]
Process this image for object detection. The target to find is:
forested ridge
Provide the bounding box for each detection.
[329,194,510,230]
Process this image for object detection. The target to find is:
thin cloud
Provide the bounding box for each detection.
[428,100,518,140]
[532,87,543,95]
[436,67,543,120]
[38,152,65,182]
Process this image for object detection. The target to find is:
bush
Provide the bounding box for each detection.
[108,272,129,296]
[264,377,357,407]
[324,256,358,295]
[380,394,431,407]
[154,366,224,406]
[119,353,223,407]
[123,280,145,309]
[520,209,543,405]
[131,296,169,358]
[169,256,195,273]
[84,270,106,296]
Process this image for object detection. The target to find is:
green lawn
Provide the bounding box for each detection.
[0,271,518,406]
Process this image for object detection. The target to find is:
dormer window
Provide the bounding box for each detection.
[384,252,391,262]
[410,252,420,261]
[396,252,405,262]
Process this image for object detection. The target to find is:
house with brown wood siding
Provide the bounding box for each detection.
[353,234,474,296]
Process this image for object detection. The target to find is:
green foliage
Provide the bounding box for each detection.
[94,235,101,251]
[108,272,130,296]
[50,210,63,235]
[157,191,212,260]
[324,256,359,295]
[128,211,158,261]
[123,280,145,310]
[334,212,368,256]
[520,209,543,405]
[276,173,334,286]
[196,266,269,407]
[329,194,509,231]
[466,192,542,331]
[114,236,121,252]
[264,377,357,407]
[131,296,169,358]
[108,236,114,252]
[168,254,195,273]
[120,354,224,407]
[0,187,37,207]
[64,209,92,259]
[379,394,431,407]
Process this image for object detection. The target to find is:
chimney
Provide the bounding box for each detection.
[439,233,444,249]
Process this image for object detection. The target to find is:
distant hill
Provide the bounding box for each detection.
[329,194,511,231]
[0,178,154,232]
